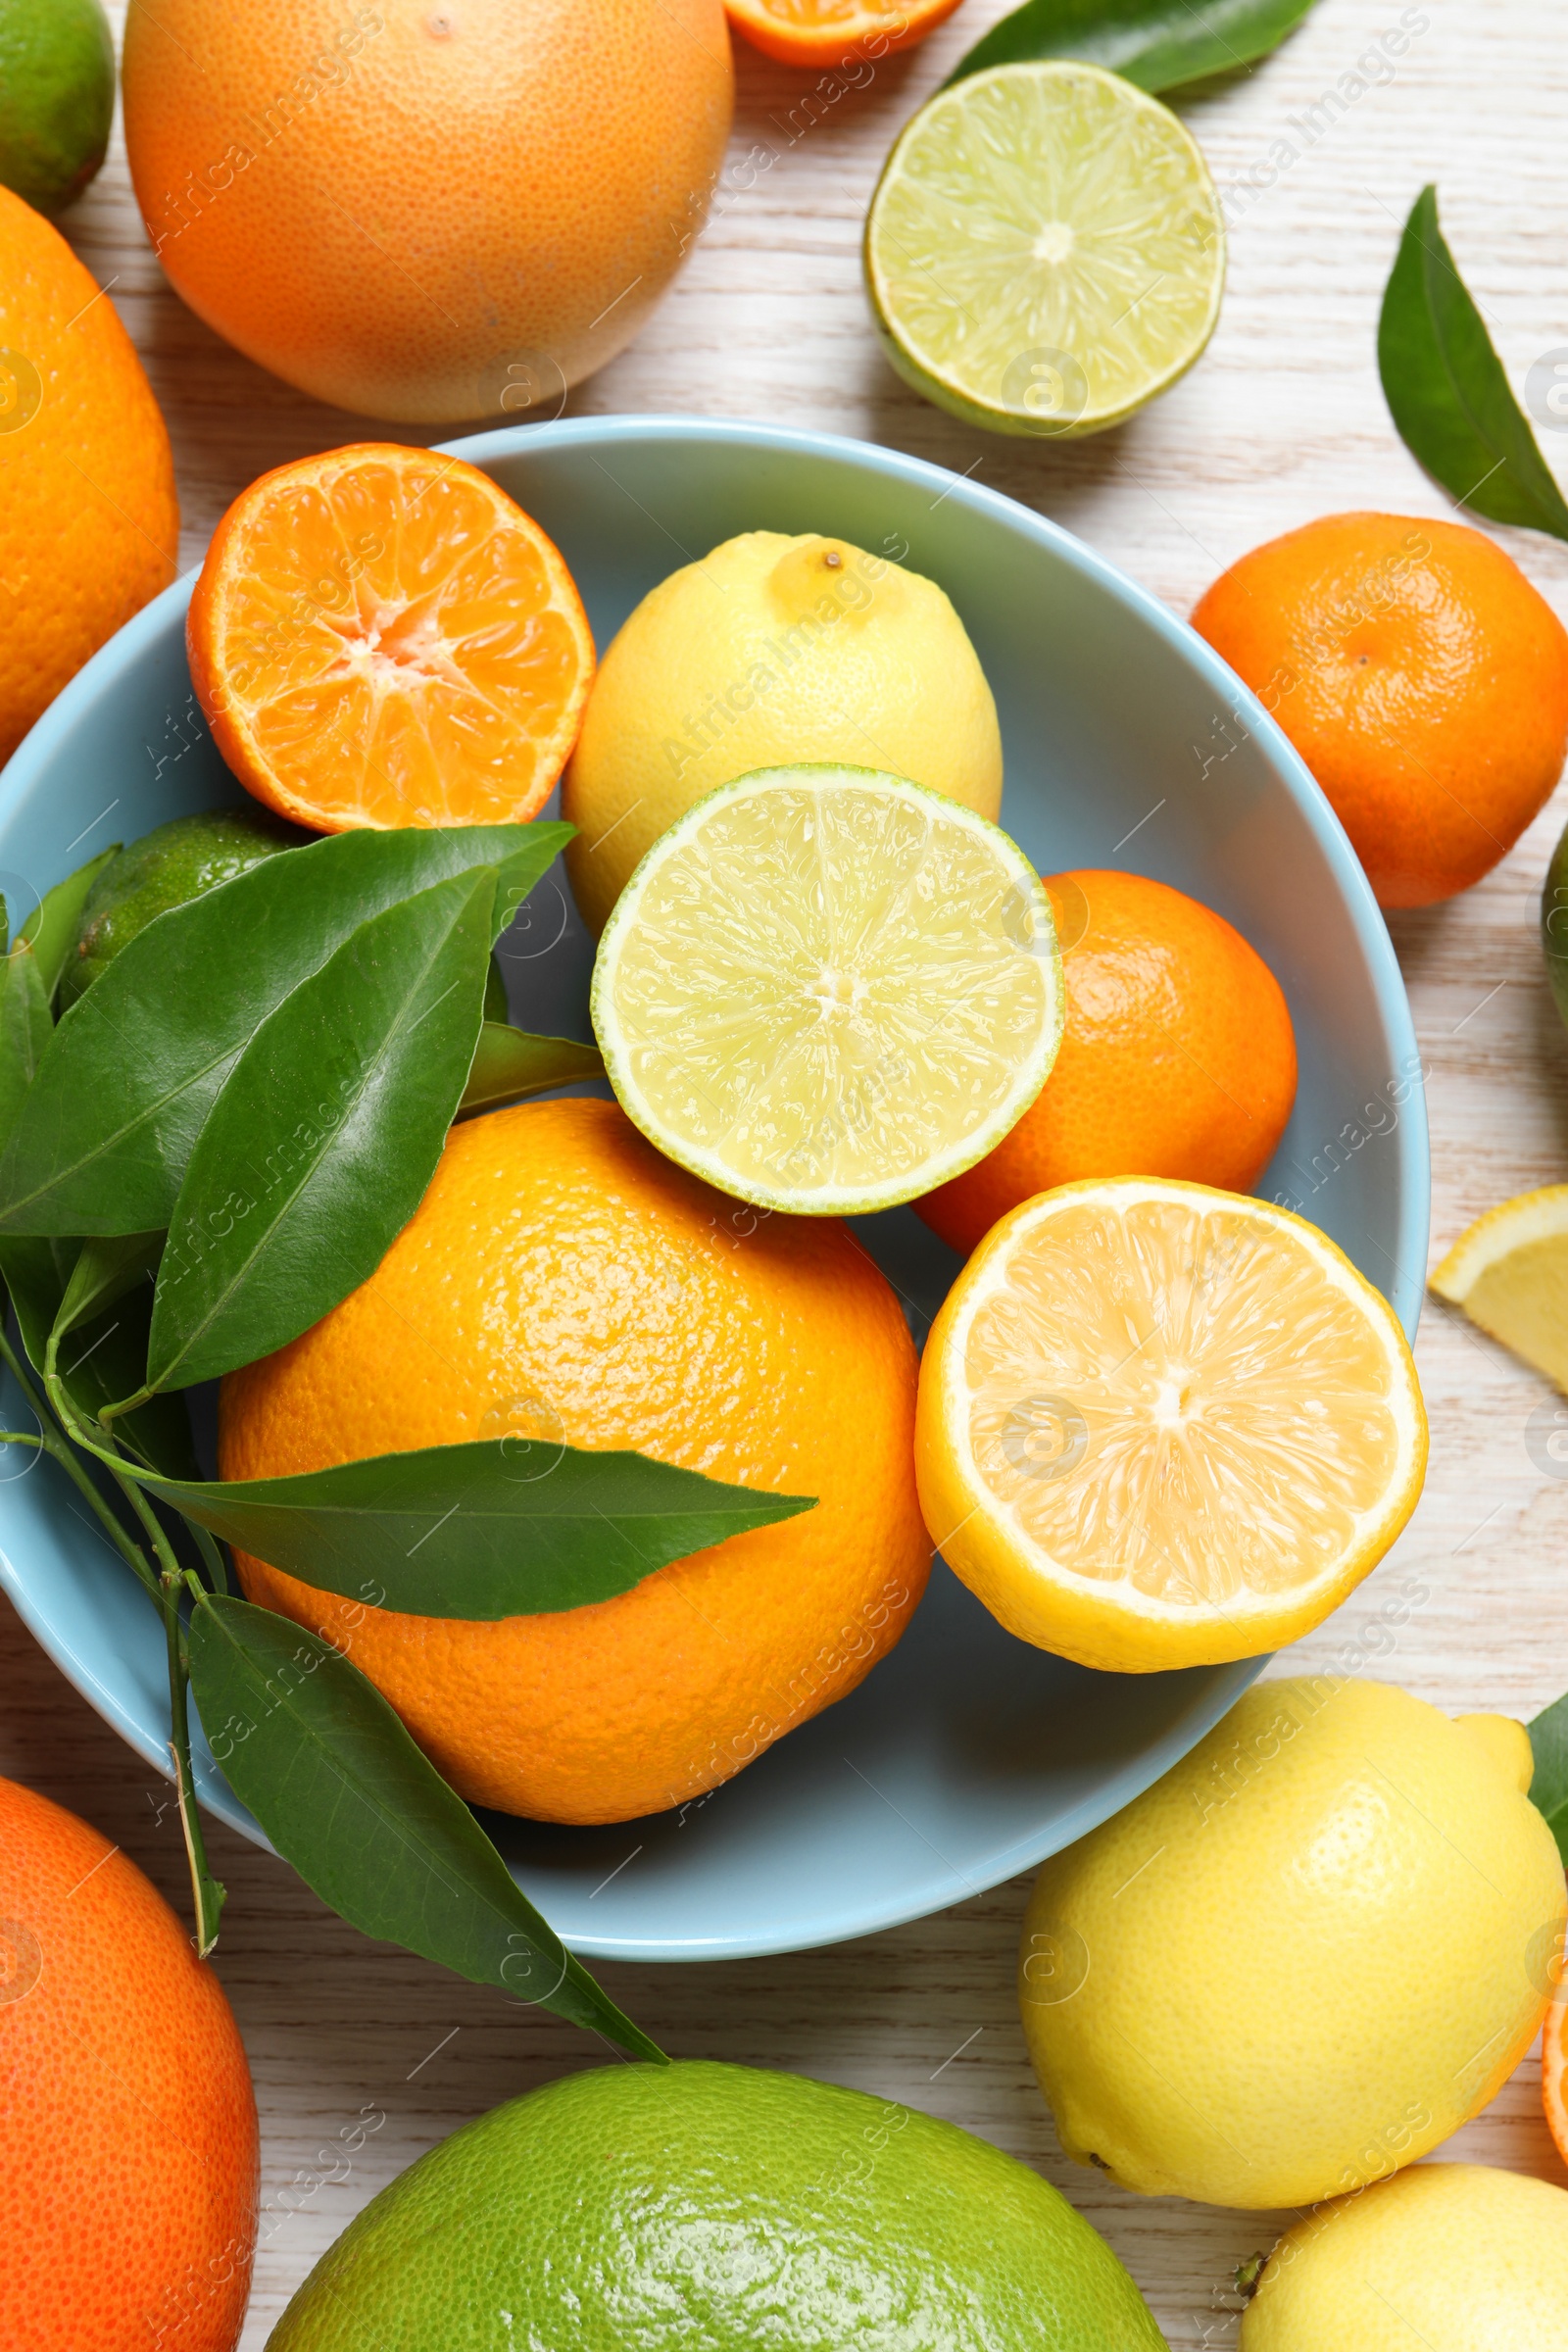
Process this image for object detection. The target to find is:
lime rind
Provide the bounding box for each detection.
[865,60,1226,440]
[591,763,1063,1217]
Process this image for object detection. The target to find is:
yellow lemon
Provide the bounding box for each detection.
[1017,1678,1566,2209]
[915,1180,1426,1673]
[561,530,1002,933]
[1241,2163,1568,2349]
[1429,1182,1568,1391]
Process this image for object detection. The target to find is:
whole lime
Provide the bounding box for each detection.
[1018,1678,1567,2210]
[60,806,307,1007]
[267,2061,1165,2350]
[0,0,114,216]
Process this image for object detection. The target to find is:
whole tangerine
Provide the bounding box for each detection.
[916,868,1296,1258]
[0,1776,258,2351]
[0,185,177,764]
[219,1097,929,1826]
[1192,512,1568,907]
[121,0,733,421]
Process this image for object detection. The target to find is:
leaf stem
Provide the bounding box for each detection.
[0,1322,160,1599]
[118,1470,226,1956]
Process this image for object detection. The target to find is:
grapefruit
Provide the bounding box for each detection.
[122,0,734,420]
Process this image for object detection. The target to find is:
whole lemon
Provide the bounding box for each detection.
[562,530,1003,933]
[1241,2163,1568,2350]
[1018,1677,1566,2209]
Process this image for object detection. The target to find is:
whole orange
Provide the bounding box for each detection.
[219,1097,929,1825]
[916,868,1297,1258]
[121,0,734,422]
[1192,512,1568,907]
[0,1777,257,2351]
[0,187,177,764]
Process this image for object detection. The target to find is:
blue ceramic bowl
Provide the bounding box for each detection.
[0,416,1427,1961]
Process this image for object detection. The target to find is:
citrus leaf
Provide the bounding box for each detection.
[0,943,51,1150]
[457,1022,605,1116]
[1529,1690,1568,1866]
[0,822,570,1240]
[145,871,495,1394]
[946,0,1321,91]
[15,847,120,997]
[1378,184,1568,540]
[58,1285,201,1481]
[56,1231,165,1341]
[186,1592,663,2060]
[132,1440,815,1618]
[0,1237,76,1376]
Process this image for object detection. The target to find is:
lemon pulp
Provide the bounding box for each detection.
[591,764,1062,1215]
[918,1180,1427,1669]
[1430,1183,1568,1391]
[865,61,1225,438]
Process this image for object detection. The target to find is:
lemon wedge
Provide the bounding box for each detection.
[915,1179,1427,1672]
[1430,1185,1568,1389]
[864,60,1225,439]
[590,764,1062,1215]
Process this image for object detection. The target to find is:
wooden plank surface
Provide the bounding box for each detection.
[4,1,1568,2342]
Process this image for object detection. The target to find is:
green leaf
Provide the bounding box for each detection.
[457,1022,605,1116]
[946,0,1320,91]
[0,822,571,1240]
[483,953,510,1025]
[132,1440,816,1619]
[1378,185,1568,541]
[15,847,121,998]
[0,944,52,1149]
[56,1231,165,1341]
[1530,1690,1568,1866]
[58,1288,201,1480]
[186,1592,663,2059]
[145,872,495,1395]
[0,1237,76,1375]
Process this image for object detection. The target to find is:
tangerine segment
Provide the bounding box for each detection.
[724,0,963,67]
[188,443,594,832]
[915,1179,1426,1673]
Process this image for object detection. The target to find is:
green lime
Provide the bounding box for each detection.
[269,2061,1165,2350]
[0,0,115,217]
[864,61,1225,439]
[60,807,308,1008]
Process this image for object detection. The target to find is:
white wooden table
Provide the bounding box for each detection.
[5,2,1568,2341]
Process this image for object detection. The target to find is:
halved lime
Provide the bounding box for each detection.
[864,61,1225,439]
[590,765,1063,1215]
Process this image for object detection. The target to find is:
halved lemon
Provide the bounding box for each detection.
[187,443,595,832]
[590,764,1063,1215]
[915,1179,1427,1672]
[1430,1185,1568,1390]
[864,61,1226,439]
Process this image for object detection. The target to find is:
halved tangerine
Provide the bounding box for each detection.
[187,444,594,833]
[724,0,965,69]
[1544,1974,1568,2168]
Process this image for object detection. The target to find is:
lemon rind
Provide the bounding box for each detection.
[1428,1184,1568,1302]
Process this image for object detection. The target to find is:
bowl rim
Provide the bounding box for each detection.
[0,412,1429,1961]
